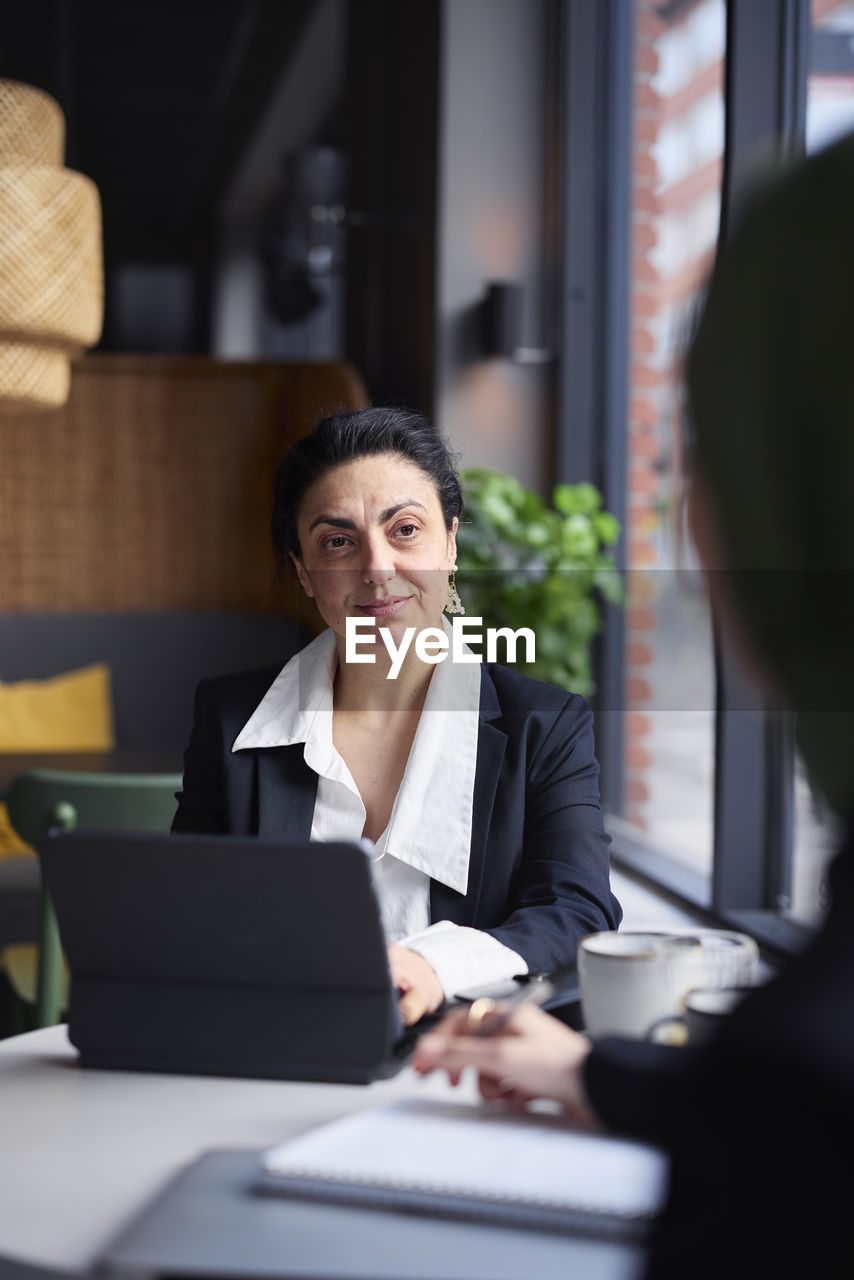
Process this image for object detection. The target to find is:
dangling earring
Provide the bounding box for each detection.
[445,565,465,615]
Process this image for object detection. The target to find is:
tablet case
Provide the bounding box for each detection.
[37,831,406,1083]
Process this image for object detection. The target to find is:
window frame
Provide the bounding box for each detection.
[555,0,815,962]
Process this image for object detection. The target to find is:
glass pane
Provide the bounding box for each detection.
[790,0,854,923]
[618,0,725,878]
[791,750,842,923]
[807,0,854,151]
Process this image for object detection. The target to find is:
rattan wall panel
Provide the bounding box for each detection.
[0,354,368,613]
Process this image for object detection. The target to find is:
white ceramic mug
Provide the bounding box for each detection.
[577,929,759,1039]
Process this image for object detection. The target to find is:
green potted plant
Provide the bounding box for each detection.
[454,468,623,697]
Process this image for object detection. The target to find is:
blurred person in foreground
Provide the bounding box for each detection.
[415,133,854,1276]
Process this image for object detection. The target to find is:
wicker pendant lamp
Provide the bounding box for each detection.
[0,79,103,413]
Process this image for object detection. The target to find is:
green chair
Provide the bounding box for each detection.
[3,769,182,1030]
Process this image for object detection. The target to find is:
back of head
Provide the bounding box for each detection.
[687,132,854,815]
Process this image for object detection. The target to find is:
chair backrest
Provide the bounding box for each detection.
[5,768,182,1028]
[7,769,182,845]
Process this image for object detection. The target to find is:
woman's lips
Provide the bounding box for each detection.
[355,597,411,617]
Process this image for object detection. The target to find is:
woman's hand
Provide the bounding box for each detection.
[387,944,445,1025]
[412,1003,598,1127]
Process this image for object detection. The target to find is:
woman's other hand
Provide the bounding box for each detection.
[413,1003,598,1127]
[387,943,445,1025]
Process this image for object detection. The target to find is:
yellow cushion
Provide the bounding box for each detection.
[0,662,115,752]
[0,801,34,858]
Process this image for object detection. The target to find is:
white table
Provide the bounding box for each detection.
[0,1027,648,1280]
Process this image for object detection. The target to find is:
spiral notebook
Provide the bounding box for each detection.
[256,1097,670,1243]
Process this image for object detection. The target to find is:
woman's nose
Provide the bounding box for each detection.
[360,536,394,584]
[361,563,394,585]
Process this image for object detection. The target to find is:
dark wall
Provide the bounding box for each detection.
[0,0,442,404]
[344,0,440,417]
[0,0,317,355]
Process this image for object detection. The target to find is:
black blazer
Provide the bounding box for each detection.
[172,660,622,974]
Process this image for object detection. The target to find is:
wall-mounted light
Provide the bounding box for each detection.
[476,281,552,364]
[478,281,520,357]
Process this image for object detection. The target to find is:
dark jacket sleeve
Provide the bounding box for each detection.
[483,693,622,972]
[171,679,229,834]
[583,1038,703,1145]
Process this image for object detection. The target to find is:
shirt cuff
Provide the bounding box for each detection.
[399,920,528,999]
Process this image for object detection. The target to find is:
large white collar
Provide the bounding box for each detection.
[231,617,481,894]
[232,627,337,753]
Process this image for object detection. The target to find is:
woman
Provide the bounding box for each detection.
[173,407,621,1024]
[414,135,854,1276]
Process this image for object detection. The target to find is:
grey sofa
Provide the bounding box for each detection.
[0,612,307,752]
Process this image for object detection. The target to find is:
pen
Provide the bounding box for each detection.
[464,970,571,1037]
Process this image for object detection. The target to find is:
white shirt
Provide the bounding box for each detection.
[231,618,527,998]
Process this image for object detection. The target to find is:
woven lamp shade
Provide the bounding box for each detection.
[0,79,104,412]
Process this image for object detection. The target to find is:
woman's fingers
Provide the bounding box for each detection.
[387,944,445,1024]
[399,988,433,1026]
[478,1075,516,1101]
[414,1030,515,1076]
[413,1003,551,1071]
[412,1005,597,1123]
[425,1007,472,1037]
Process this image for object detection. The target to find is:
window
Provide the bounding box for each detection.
[807,0,854,151]
[557,0,825,957]
[615,0,725,888]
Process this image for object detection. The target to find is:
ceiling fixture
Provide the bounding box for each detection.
[0,79,103,413]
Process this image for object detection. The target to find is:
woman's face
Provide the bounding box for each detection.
[291,453,458,653]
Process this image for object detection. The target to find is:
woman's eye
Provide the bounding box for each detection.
[395,523,419,539]
[323,534,351,550]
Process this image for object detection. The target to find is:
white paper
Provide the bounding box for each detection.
[263,1097,669,1221]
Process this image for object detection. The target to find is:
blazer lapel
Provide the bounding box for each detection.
[257,745,318,839]
[430,668,506,927]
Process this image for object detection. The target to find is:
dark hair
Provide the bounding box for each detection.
[271,406,463,563]
[685,133,854,814]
